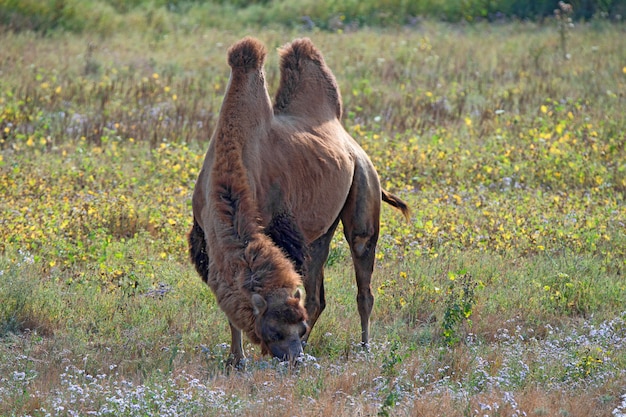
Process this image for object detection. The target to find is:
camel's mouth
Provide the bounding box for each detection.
[268,338,304,363]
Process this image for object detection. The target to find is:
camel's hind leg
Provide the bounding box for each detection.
[302,217,340,343]
[340,166,381,347]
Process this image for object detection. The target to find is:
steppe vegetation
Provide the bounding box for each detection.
[1,1,625,416]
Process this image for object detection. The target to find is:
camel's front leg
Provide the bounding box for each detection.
[226,321,245,369]
[302,218,340,343]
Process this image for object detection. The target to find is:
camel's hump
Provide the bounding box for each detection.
[278,38,324,67]
[228,37,267,70]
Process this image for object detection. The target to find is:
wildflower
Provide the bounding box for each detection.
[12,371,26,381]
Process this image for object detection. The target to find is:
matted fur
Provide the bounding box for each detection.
[190,37,409,364]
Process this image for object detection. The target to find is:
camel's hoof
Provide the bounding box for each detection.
[225,355,247,373]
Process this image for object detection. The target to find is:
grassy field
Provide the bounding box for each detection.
[1,19,625,416]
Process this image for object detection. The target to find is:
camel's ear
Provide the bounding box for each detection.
[251,293,267,316]
[294,289,302,300]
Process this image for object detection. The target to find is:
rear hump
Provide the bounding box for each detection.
[274,38,342,121]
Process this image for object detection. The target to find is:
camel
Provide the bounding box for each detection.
[189,37,409,367]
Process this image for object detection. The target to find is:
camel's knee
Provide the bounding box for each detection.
[305,298,324,319]
[347,226,378,259]
[352,235,371,258]
[304,272,326,318]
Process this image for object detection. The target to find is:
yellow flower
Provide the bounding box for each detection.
[556,123,564,134]
[464,117,472,127]
[152,73,159,79]
[540,105,548,113]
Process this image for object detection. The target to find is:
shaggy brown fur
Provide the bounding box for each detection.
[191,37,308,365]
[190,37,409,366]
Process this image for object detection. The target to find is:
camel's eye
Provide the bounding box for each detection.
[270,331,284,342]
[263,324,283,342]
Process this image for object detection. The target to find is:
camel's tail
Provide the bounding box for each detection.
[382,189,410,221]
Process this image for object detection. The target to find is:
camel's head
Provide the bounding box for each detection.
[252,289,308,362]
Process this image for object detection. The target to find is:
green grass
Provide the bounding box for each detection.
[1,20,625,416]
[1,0,624,35]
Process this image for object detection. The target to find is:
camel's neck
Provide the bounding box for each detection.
[209,88,301,329]
[208,36,302,299]
[209,68,272,244]
[214,69,273,148]
[204,37,304,343]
